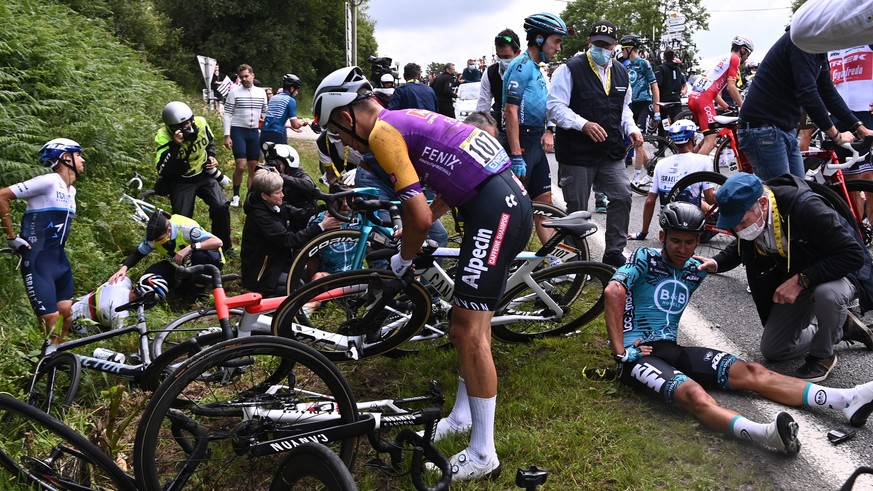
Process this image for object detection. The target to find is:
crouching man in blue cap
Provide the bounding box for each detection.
[697,173,873,382]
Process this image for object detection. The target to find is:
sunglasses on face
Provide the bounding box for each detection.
[495,35,520,50]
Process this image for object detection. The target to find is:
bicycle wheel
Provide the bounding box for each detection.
[134,336,359,491]
[272,270,431,362]
[626,135,678,196]
[269,442,358,491]
[844,179,873,258]
[138,188,170,210]
[664,171,731,257]
[27,352,81,419]
[151,307,244,359]
[140,330,227,392]
[0,393,134,490]
[285,229,389,295]
[712,136,743,177]
[491,261,614,342]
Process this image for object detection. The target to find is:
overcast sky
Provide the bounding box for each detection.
[364,0,795,72]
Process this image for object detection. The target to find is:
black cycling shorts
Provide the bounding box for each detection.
[452,170,532,311]
[617,340,738,403]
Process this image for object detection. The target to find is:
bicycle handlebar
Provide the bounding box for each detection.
[125,172,145,192]
[310,186,403,232]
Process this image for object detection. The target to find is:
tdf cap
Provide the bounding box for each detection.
[714,173,764,230]
[589,20,618,44]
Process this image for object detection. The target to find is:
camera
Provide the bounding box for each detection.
[202,162,231,188]
[367,55,398,83]
[178,122,197,142]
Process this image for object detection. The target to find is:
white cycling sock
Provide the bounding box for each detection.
[467,395,497,465]
[802,382,855,410]
[730,415,788,451]
[443,376,472,428]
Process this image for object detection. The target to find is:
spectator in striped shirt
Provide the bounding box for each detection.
[223,64,268,207]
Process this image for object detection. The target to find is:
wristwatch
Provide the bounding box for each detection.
[797,272,811,289]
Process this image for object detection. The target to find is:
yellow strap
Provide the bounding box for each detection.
[755,188,786,258]
[587,51,611,96]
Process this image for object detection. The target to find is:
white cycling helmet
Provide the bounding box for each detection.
[312,66,373,126]
[668,119,698,145]
[731,36,754,53]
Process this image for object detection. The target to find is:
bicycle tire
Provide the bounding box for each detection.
[285,229,389,295]
[712,136,743,177]
[150,307,244,359]
[269,442,358,491]
[0,393,135,490]
[27,352,81,419]
[140,330,228,392]
[626,135,678,196]
[272,270,431,362]
[491,261,614,342]
[134,336,359,491]
[137,188,170,209]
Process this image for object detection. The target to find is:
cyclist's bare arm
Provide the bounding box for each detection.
[725,78,743,108]
[399,193,432,261]
[504,103,522,155]
[429,196,451,221]
[651,83,661,117]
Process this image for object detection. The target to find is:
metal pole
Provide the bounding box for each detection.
[351,2,358,66]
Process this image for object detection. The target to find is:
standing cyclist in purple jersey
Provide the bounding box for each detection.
[313,66,533,482]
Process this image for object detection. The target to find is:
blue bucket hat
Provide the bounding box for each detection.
[715,173,764,229]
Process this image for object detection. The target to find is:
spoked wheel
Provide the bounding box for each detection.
[134,336,359,491]
[626,135,678,196]
[150,307,244,359]
[272,270,431,362]
[27,352,81,419]
[844,179,873,258]
[0,393,135,490]
[491,261,615,342]
[269,442,358,491]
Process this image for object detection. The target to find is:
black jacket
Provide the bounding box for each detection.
[713,174,873,323]
[241,194,324,296]
[432,72,457,103]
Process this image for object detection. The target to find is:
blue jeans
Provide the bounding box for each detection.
[738,125,805,181]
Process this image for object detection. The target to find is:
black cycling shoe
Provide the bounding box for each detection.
[775,411,801,455]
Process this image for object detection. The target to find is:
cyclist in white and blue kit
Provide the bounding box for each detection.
[0,138,84,342]
[605,202,873,455]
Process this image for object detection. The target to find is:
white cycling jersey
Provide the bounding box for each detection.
[70,277,133,330]
[651,153,715,207]
[223,84,268,134]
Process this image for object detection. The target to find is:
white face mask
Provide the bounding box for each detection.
[736,206,765,241]
[498,58,512,73]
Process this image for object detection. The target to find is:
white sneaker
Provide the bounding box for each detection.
[425,449,501,482]
[415,419,471,442]
[637,174,652,186]
[230,195,240,208]
[844,381,873,427]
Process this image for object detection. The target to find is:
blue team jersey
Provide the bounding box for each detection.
[611,247,708,348]
[11,173,76,252]
[262,92,297,134]
[625,57,657,103]
[502,51,547,129]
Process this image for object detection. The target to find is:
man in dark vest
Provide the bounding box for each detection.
[476,28,522,146]
[547,19,643,267]
[432,63,458,118]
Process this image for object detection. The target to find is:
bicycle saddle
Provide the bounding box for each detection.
[713,115,739,126]
[542,211,597,237]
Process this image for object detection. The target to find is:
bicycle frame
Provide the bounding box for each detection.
[713,119,752,174]
[118,173,156,225]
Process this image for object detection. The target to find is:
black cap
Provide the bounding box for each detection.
[589,20,618,44]
[146,209,170,241]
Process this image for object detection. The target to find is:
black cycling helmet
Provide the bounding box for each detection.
[620,34,641,49]
[282,73,302,90]
[523,12,569,36]
[659,202,706,233]
[146,209,171,241]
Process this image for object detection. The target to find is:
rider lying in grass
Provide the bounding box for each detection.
[604,202,873,454]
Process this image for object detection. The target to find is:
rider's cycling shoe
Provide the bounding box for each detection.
[416,419,471,442]
[768,412,801,455]
[426,449,502,482]
[844,380,873,427]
